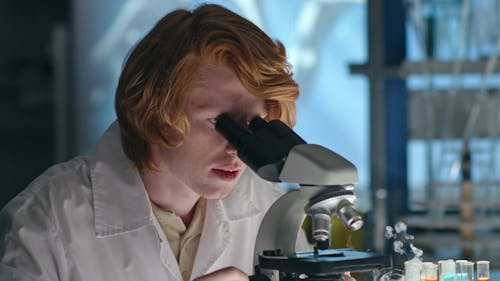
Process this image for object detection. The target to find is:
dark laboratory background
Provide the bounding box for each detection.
[0,0,69,208]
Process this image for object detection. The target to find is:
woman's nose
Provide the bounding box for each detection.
[224,141,238,156]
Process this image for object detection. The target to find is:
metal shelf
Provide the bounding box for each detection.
[400,59,500,76]
[411,201,500,211]
[413,232,500,247]
[405,215,500,230]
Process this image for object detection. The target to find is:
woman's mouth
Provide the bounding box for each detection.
[212,168,240,181]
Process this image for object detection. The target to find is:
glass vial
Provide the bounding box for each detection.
[476,261,490,281]
[405,259,423,281]
[438,259,456,281]
[423,262,438,281]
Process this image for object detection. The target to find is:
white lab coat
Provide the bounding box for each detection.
[0,121,290,281]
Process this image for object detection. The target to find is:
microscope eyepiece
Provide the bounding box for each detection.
[214,114,249,151]
[248,116,267,131]
[214,114,305,182]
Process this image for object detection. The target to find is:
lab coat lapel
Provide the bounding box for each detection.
[91,121,152,237]
[190,175,261,278]
[191,200,231,277]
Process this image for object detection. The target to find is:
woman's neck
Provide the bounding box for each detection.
[141,169,200,227]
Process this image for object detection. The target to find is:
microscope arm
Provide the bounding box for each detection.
[253,186,333,261]
[254,143,360,260]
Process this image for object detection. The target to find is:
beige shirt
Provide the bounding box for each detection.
[152,199,206,281]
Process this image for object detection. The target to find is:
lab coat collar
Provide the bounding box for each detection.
[219,170,261,221]
[89,121,262,238]
[191,171,263,277]
[90,121,153,237]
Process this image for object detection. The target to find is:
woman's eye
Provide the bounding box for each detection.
[208,118,217,126]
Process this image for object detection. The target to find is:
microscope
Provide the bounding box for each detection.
[215,115,391,281]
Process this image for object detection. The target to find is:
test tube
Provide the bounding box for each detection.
[476,261,490,281]
[456,260,467,281]
[423,262,438,281]
[405,259,423,281]
[423,262,434,281]
[456,260,474,281]
[439,259,456,281]
[465,261,474,281]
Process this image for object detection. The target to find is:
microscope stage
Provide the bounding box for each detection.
[258,248,391,276]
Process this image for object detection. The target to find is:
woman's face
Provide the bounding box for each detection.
[151,62,267,199]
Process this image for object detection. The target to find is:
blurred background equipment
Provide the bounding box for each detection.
[400,0,500,265]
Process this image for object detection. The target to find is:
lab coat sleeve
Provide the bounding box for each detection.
[0,190,69,281]
[0,263,38,281]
